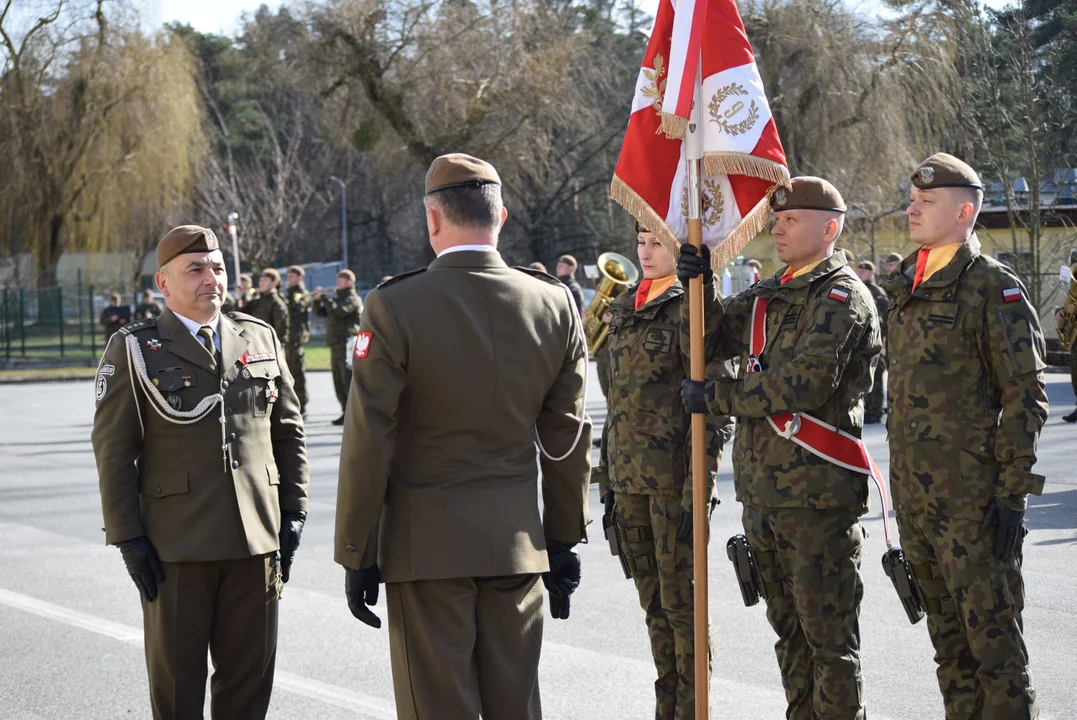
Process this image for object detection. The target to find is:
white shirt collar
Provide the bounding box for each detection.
[172,310,220,344]
[437,244,498,258]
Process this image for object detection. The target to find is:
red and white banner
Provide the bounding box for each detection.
[611,0,790,268]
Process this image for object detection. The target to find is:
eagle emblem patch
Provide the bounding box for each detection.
[353,331,373,360]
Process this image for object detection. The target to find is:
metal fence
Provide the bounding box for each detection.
[0,282,125,367]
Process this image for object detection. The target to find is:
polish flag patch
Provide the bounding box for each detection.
[1002,287,1022,303]
[828,288,850,303]
[353,331,373,360]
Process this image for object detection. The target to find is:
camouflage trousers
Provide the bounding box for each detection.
[742,505,866,720]
[329,344,351,412]
[864,362,886,419]
[285,343,308,413]
[616,492,708,720]
[896,512,1037,720]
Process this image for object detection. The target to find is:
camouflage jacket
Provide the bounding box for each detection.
[863,278,889,356]
[314,288,364,347]
[702,251,882,514]
[248,289,290,345]
[596,279,733,510]
[285,284,312,346]
[883,235,1048,518]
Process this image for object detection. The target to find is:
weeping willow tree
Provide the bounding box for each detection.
[0,0,204,287]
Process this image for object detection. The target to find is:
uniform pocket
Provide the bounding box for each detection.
[266,461,280,486]
[142,471,189,499]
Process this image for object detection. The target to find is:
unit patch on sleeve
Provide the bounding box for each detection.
[353,331,373,361]
[828,288,850,303]
[1002,287,1022,303]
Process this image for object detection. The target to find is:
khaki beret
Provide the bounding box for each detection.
[558,254,578,268]
[425,153,501,195]
[239,273,252,284]
[858,260,877,272]
[287,265,305,277]
[771,177,846,213]
[261,268,280,282]
[156,225,219,269]
[912,153,982,190]
[338,269,356,282]
[884,252,902,264]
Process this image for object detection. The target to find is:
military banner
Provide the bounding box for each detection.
[611,0,790,267]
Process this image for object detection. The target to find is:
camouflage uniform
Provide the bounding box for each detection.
[285,283,312,413]
[884,234,1047,719]
[700,251,881,720]
[249,288,290,346]
[594,279,733,720]
[313,287,364,412]
[861,276,889,421]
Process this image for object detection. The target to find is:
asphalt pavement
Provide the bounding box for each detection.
[0,365,1074,719]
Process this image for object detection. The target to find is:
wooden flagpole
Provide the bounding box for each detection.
[685,60,709,720]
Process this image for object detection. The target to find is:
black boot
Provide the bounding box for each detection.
[1063,407,1077,423]
[332,414,346,426]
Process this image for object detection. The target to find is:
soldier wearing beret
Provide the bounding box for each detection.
[313,268,363,425]
[334,153,591,720]
[249,268,289,346]
[681,177,882,720]
[556,253,586,316]
[855,260,890,423]
[91,225,309,719]
[886,153,1047,718]
[284,265,312,415]
[223,274,255,314]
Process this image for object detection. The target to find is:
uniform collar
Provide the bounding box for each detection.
[171,309,220,340]
[611,278,683,316]
[757,250,849,295]
[437,244,498,258]
[887,234,981,296]
[429,248,508,270]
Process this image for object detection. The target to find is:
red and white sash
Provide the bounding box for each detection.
[748,296,894,548]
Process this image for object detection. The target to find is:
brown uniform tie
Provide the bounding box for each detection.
[197,326,220,372]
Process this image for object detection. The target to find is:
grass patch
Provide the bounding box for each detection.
[304,344,331,370]
[0,366,97,382]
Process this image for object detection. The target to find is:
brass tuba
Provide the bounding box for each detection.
[1058,263,1077,350]
[583,252,640,355]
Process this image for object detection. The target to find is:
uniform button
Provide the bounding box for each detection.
[155,486,161,494]
[891,358,898,366]
[232,460,240,469]
[897,503,903,511]
[225,407,233,415]
[222,380,229,389]
[620,334,627,340]
[228,433,237,441]
[910,421,918,428]
[980,445,987,452]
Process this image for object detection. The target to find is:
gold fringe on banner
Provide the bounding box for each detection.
[703,152,790,188]
[710,184,784,270]
[610,176,681,261]
[658,113,689,140]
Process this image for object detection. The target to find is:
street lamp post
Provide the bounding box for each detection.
[329,176,348,270]
[225,212,240,286]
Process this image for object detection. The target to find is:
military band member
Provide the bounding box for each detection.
[100,292,131,340]
[885,154,1047,719]
[335,154,591,720]
[249,268,289,344]
[681,177,881,720]
[91,225,309,719]
[856,260,890,423]
[313,269,363,425]
[222,273,255,314]
[592,225,732,720]
[135,289,163,320]
[285,265,312,415]
[557,253,586,316]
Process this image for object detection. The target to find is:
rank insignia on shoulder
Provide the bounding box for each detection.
[354,331,373,360]
[1002,287,1022,303]
[828,288,850,303]
[146,339,162,350]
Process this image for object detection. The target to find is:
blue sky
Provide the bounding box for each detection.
[149,0,1014,36]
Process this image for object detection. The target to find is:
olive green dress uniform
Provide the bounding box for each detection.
[285,281,312,413]
[593,278,732,720]
[313,285,363,412]
[861,275,889,421]
[885,155,1048,720]
[334,243,591,719]
[699,179,881,720]
[249,286,290,346]
[91,230,309,720]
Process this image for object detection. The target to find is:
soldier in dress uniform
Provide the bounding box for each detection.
[135,289,163,320]
[681,177,882,720]
[284,265,312,416]
[91,225,309,720]
[592,225,733,720]
[885,153,1047,719]
[313,269,363,425]
[249,268,289,344]
[334,153,591,720]
[856,260,890,423]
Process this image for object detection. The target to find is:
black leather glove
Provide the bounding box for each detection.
[676,507,693,541]
[543,540,581,620]
[278,512,306,584]
[676,243,713,285]
[980,498,1025,561]
[601,491,616,519]
[680,379,711,415]
[345,565,382,629]
[117,537,165,603]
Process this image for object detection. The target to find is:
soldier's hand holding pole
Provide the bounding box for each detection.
[278,511,306,583]
[676,243,713,286]
[543,540,581,620]
[345,566,382,628]
[117,537,165,603]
